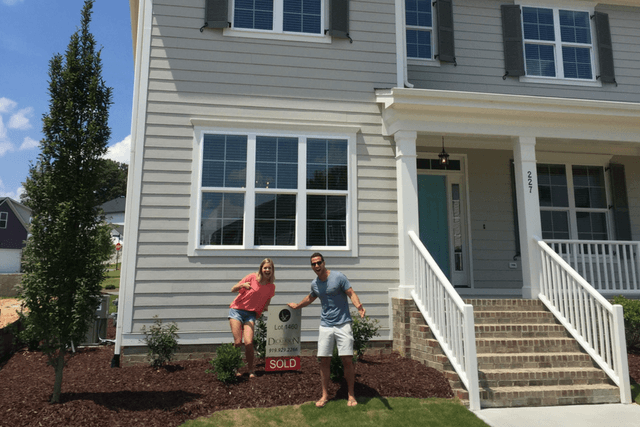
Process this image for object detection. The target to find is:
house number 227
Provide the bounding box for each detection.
[527,171,533,193]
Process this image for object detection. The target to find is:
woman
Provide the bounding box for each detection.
[228,258,276,377]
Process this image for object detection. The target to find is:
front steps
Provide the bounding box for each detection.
[397,298,621,408]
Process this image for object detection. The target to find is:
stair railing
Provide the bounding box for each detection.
[409,231,480,410]
[535,236,632,404]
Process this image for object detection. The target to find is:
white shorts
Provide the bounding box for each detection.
[317,323,354,357]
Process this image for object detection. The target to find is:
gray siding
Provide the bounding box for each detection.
[408,0,640,103]
[128,0,399,340]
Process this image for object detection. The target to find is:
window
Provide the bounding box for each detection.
[233,0,322,34]
[406,0,433,59]
[538,164,608,241]
[0,212,7,229]
[194,130,354,253]
[522,6,594,80]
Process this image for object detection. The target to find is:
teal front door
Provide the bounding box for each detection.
[418,175,451,279]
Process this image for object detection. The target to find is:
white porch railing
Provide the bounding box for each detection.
[545,239,640,294]
[409,231,480,410]
[536,237,632,404]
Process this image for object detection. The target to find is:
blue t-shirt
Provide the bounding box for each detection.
[310,271,352,327]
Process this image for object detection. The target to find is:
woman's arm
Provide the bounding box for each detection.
[231,275,252,293]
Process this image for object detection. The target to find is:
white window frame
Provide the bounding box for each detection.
[188,121,358,257]
[0,211,7,229]
[405,0,439,65]
[517,0,601,86]
[537,153,613,241]
[224,0,331,44]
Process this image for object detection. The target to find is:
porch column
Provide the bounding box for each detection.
[394,131,419,299]
[512,136,542,299]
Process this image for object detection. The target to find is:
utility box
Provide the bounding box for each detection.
[82,294,110,345]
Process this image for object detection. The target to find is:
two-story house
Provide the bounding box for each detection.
[119,0,640,408]
[0,197,31,274]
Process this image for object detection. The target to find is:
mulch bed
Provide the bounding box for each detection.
[0,321,454,427]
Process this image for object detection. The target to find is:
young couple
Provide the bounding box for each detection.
[228,253,365,407]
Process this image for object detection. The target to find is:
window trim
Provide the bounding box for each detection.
[405,0,437,62]
[0,211,7,229]
[188,120,359,257]
[223,0,332,43]
[516,0,601,85]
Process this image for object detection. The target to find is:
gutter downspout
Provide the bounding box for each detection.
[394,0,413,88]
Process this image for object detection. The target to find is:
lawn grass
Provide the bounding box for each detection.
[180,397,489,427]
[101,263,121,290]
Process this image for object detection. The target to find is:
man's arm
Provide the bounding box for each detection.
[288,294,317,310]
[345,288,365,318]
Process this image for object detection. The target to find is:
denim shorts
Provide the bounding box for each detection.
[228,308,257,324]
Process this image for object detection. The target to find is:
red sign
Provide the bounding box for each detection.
[115,243,122,251]
[265,356,300,372]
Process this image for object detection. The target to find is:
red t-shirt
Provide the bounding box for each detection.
[230,273,275,317]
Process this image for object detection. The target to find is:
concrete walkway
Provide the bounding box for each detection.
[474,404,640,427]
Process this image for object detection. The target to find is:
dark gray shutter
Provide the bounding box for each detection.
[609,163,632,240]
[203,0,229,30]
[594,12,616,84]
[501,5,525,78]
[327,0,350,40]
[436,0,455,64]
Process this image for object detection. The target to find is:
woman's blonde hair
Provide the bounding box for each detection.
[256,258,275,282]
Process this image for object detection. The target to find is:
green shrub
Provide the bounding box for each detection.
[613,296,640,351]
[351,311,381,359]
[141,316,180,369]
[254,315,267,359]
[207,343,245,384]
[329,346,345,382]
[104,284,116,290]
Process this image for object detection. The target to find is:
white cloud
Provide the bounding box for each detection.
[0,116,7,140]
[19,136,38,151]
[2,0,25,6]
[8,107,32,130]
[104,135,131,164]
[0,97,17,113]
[0,178,24,201]
[0,141,13,157]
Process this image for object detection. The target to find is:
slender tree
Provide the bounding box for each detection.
[19,0,114,404]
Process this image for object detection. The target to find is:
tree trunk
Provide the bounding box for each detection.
[50,349,66,404]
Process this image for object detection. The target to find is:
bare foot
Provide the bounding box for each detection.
[315,398,328,408]
[249,372,256,378]
[347,397,358,407]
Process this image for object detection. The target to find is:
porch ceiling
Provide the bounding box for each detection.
[375,88,640,144]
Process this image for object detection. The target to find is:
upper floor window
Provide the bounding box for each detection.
[193,129,355,254]
[233,0,323,34]
[0,212,7,229]
[406,0,433,59]
[522,6,594,80]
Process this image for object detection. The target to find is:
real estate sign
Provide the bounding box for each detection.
[265,305,301,371]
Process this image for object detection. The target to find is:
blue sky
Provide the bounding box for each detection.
[0,0,134,201]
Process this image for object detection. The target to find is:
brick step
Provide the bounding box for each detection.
[476,338,584,354]
[478,367,613,388]
[465,299,546,311]
[473,310,558,324]
[477,352,597,370]
[479,384,620,408]
[475,323,571,338]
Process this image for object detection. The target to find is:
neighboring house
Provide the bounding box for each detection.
[101,196,126,244]
[120,0,640,404]
[0,197,31,274]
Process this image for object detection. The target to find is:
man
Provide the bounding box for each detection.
[288,252,365,407]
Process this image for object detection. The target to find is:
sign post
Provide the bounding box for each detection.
[265,305,302,371]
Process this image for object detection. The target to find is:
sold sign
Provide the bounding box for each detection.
[265,305,301,372]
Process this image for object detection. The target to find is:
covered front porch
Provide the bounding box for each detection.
[378,87,640,409]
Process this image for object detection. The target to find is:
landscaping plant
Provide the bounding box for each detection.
[17,0,114,403]
[351,310,381,359]
[207,343,245,383]
[141,316,180,369]
[613,295,640,351]
[254,315,267,359]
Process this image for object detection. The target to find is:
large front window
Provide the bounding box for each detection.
[197,131,351,250]
[233,0,322,34]
[538,164,608,240]
[522,6,595,80]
